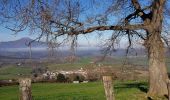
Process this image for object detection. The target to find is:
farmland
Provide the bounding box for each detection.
[0,56,146,80]
[0,81,154,100]
[0,56,170,100]
[0,56,170,80]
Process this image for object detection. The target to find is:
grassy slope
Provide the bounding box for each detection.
[0,65,32,80]
[46,57,148,71]
[47,57,92,71]
[0,81,151,100]
[1,57,170,80]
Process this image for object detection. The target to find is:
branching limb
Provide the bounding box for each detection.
[73,24,147,35]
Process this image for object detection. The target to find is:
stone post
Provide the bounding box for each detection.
[19,78,32,100]
[102,76,115,100]
[167,80,170,100]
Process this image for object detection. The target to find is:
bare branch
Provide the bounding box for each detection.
[76,24,147,35]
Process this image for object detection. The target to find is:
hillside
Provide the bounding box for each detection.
[0,37,46,48]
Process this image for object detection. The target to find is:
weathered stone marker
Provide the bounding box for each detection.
[19,78,32,100]
[102,76,114,100]
[167,80,170,100]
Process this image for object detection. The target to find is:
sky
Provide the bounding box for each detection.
[0,25,98,45]
[0,26,32,42]
[0,25,108,45]
[0,0,112,42]
[0,0,150,48]
[0,25,142,49]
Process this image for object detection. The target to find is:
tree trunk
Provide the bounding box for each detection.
[146,29,168,96]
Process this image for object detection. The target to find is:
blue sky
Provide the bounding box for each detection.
[0,25,139,48]
[0,0,149,48]
[0,25,98,45]
[0,0,112,42]
[0,26,31,42]
[0,25,127,46]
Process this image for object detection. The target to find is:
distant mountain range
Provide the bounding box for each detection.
[0,37,169,59]
[0,37,46,48]
[0,37,146,59]
[0,37,95,49]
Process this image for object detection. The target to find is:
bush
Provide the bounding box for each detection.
[73,74,85,82]
[57,73,66,82]
[32,66,48,75]
[87,72,100,82]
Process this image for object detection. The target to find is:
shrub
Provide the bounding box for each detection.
[32,66,48,75]
[57,73,66,82]
[73,74,85,82]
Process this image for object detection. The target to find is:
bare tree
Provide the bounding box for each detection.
[0,0,170,96]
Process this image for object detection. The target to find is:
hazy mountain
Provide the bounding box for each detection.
[0,37,46,48]
[2,37,169,59]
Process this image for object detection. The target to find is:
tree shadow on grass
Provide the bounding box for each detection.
[115,81,148,93]
[115,81,169,100]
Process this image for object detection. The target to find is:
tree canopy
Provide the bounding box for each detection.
[0,0,169,50]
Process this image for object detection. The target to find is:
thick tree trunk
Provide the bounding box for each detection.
[146,29,168,96]
[144,0,168,96]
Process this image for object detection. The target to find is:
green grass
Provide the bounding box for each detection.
[47,63,90,71]
[0,82,105,100]
[0,65,32,80]
[0,57,170,99]
[47,57,93,71]
[0,81,151,100]
[76,57,92,64]
[115,80,148,100]
[47,57,150,70]
[1,57,170,80]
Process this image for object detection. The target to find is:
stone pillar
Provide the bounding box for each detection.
[19,78,32,100]
[102,76,114,100]
[167,80,170,100]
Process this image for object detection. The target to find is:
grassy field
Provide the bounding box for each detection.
[0,81,154,100]
[0,57,170,80]
[0,65,32,80]
[0,57,170,99]
[46,57,146,71]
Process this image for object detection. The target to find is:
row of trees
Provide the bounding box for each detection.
[0,0,170,97]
